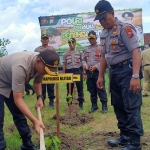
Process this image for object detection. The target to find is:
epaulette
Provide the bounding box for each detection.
[119,22,136,33]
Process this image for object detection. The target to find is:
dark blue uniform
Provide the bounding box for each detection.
[82,44,108,113]
[63,50,84,108]
[100,18,143,149]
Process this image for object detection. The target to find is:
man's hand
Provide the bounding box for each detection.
[83,74,86,80]
[84,65,89,70]
[33,119,45,135]
[89,66,97,71]
[130,78,140,94]
[97,77,104,89]
[35,98,44,110]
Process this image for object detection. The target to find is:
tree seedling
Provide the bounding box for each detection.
[45,135,62,150]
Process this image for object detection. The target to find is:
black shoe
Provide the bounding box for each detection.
[79,103,84,110]
[32,90,35,95]
[107,135,129,147]
[102,104,108,114]
[20,144,39,150]
[49,101,54,108]
[89,107,98,113]
[121,144,141,150]
[20,133,39,150]
[102,107,108,114]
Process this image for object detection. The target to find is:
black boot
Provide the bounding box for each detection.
[49,99,54,108]
[32,90,35,95]
[79,102,84,110]
[89,101,98,113]
[107,134,129,147]
[20,133,39,150]
[102,102,108,114]
[121,134,141,150]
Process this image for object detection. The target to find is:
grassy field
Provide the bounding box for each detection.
[3,72,150,150]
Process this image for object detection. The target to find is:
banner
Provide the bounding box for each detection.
[39,8,144,65]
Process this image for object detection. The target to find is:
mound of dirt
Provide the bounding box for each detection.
[51,104,93,126]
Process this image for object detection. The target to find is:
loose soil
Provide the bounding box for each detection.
[51,104,93,126]
[7,102,150,150]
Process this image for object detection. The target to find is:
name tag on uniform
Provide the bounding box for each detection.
[67,59,71,63]
[75,57,80,62]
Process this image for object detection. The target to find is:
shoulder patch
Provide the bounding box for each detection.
[124,27,134,38]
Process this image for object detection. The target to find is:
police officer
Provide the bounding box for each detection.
[95,1,143,150]
[62,38,84,109]
[35,34,56,108]
[82,30,108,114]
[141,47,150,97]
[0,50,59,149]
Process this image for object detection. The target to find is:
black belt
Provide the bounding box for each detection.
[66,68,80,71]
[110,59,132,69]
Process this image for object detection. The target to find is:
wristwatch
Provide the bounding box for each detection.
[132,74,139,79]
[37,95,44,100]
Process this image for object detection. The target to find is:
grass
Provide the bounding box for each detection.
[3,72,150,149]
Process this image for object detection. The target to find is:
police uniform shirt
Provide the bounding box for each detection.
[0,52,43,98]
[141,48,150,66]
[82,44,101,71]
[62,50,82,69]
[34,46,54,53]
[100,17,139,65]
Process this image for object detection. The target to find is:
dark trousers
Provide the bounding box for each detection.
[66,68,84,103]
[42,84,55,101]
[110,61,144,136]
[25,82,34,94]
[86,70,108,108]
[0,92,30,149]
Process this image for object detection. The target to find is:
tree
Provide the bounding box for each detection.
[0,38,10,57]
[46,27,58,37]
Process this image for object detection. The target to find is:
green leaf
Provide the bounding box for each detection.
[67,94,73,104]
[44,137,53,147]
[53,136,61,144]
[53,138,59,150]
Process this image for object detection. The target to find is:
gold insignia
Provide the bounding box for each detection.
[113,31,118,35]
[54,60,58,67]
[95,9,99,14]
[110,39,116,44]
[112,45,116,50]
[90,33,94,36]
[113,25,117,31]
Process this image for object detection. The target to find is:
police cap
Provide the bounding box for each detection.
[39,50,60,75]
[41,34,49,39]
[94,0,114,21]
[68,38,76,43]
[88,30,97,39]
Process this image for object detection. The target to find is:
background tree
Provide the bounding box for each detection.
[0,38,10,57]
[46,27,58,37]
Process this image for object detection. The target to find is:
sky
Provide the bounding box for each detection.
[0,0,150,54]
